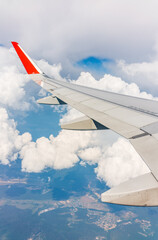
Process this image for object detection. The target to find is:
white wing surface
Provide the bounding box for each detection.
[12,42,158,206]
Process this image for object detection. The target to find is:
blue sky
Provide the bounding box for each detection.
[77,56,114,78]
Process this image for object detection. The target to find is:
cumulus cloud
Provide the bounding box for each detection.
[73,72,156,99]
[36,59,63,80]
[60,107,84,124]
[0,46,33,164]
[0,50,67,167]
[0,108,31,164]
[78,147,102,165]
[0,67,152,188]
[17,69,153,188]
[20,131,95,173]
[0,46,30,110]
[0,66,30,110]
[95,138,149,187]
[0,44,155,188]
[0,45,65,111]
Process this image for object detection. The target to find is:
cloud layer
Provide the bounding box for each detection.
[117,59,158,93]
[1,0,158,68]
[0,45,155,188]
[0,107,31,164]
[19,69,152,187]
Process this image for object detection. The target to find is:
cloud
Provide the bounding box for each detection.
[18,69,152,188]
[0,101,148,188]
[94,138,149,187]
[0,107,31,164]
[1,0,158,193]
[36,59,63,80]
[0,44,155,188]
[1,0,158,70]
[60,107,84,124]
[118,59,158,92]
[0,46,30,110]
[78,147,102,165]
[72,71,156,99]
[0,45,64,111]
[20,131,95,173]
[0,46,33,164]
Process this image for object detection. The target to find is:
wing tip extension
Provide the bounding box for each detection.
[11,41,42,75]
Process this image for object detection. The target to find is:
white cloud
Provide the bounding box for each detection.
[95,138,149,187]
[60,107,84,124]
[0,66,30,110]
[0,46,30,110]
[78,147,102,165]
[0,107,31,164]
[1,0,158,67]
[20,131,94,173]
[0,44,155,188]
[36,59,63,80]
[73,71,156,99]
[119,60,158,77]
[0,46,64,110]
[0,102,149,188]
[118,59,158,92]
[0,47,34,163]
[18,69,152,188]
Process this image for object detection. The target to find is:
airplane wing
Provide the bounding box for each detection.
[12,42,158,206]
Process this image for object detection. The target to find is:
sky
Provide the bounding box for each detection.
[1,0,158,190]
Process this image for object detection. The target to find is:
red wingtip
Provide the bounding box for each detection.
[11,41,18,45]
[11,42,19,49]
[11,41,40,74]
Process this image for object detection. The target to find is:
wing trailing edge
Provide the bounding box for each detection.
[101,173,158,206]
[61,116,108,130]
[37,95,66,105]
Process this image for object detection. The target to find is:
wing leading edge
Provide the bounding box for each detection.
[12,42,158,206]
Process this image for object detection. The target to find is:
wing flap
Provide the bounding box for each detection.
[61,116,108,130]
[45,77,158,115]
[130,135,158,181]
[101,173,158,206]
[52,90,146,138]
[37,96,66,105]
[141,121,158,135]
